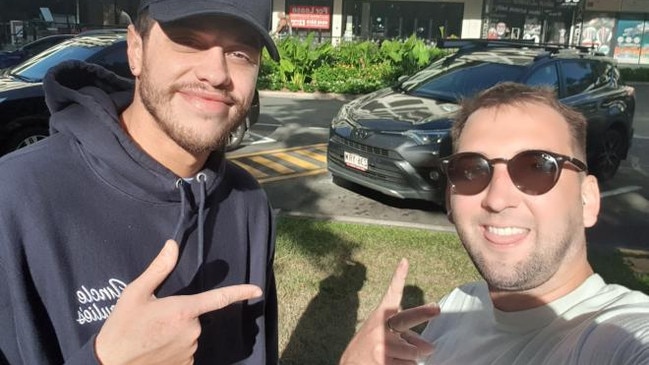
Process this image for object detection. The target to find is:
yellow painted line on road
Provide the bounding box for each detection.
[228,143,327,159]
[231,160,269,179]
[249,155,296,174]
[294,148,327,163]
[229,143,329,183]
[258,168,328,183]
[274,152,320,170]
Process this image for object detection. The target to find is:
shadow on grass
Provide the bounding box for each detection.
[277,217,363,364]
[281,260,366,365]
[588,245,649,294]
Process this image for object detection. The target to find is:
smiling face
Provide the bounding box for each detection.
[126,14,261,159]
[448,102,599,299]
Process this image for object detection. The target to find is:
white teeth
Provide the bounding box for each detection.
[486,226,526,236]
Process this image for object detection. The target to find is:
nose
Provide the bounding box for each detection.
[481,164,522,212]
[194,47,232,88]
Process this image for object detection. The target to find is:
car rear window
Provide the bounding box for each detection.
[10,36,122,82]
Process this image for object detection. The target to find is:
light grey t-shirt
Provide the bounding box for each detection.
[421,274,649,364]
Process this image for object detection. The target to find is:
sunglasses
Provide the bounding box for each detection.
[441,150,587,196]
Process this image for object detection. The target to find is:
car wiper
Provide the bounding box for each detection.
[8,72,38,82]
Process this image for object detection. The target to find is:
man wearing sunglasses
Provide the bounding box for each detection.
[341,82,649,364]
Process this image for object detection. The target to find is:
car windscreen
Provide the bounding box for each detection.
[400,58,525,102]
[8,38,115,82]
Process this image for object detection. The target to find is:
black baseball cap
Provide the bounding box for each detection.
[138,0,279,61]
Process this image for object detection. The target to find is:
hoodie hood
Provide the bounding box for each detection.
[43,60,227,203]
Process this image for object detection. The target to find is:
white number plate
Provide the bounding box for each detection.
[344,151,368,171]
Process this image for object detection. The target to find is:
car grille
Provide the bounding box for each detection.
[330,135,392,157]
[328,136,409,185]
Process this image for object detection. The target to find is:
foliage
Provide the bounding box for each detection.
[260,34,449,93]
[261,37,649,94]
[620,67,649,82]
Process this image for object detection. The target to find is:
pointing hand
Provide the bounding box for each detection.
[340,259,439,365]
[95,239,262,364]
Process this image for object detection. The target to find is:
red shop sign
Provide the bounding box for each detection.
[289,5,331,30]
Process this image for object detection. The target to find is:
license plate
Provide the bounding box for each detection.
[344,151,368,171]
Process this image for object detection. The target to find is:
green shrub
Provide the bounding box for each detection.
[259,35,450,93]
[311,62,394,94]
[620,67,649,82]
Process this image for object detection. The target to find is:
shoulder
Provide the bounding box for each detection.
[0,134,75,193]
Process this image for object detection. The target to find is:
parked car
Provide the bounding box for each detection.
[327,39,636,207]
[0,30,258,157]
[0,34,75,70]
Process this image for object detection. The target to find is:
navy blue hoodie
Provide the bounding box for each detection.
[0,61,278,364]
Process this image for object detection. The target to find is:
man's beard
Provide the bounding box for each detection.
[138,66,248,154]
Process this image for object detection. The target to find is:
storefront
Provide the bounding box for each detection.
[341,1,465,41]
[481,0,578,44]
[578,0,649,65]
[271,0,483,44]
[270,0,649,65]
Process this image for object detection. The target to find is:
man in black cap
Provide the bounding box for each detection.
[0,0,279,364]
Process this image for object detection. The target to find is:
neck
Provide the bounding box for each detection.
[120,99,209,178]
[490,252,594,312]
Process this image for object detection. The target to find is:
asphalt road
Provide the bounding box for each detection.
[232,84,649,252]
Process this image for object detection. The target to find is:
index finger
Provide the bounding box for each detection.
[387,304,440,333]
[184,284,263,317]
[379,258,409,311]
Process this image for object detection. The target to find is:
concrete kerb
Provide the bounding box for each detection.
[259,90,360,102]
[274,209,457,233]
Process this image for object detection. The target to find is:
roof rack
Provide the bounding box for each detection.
[437,38,600,56]
[77,28,128,36]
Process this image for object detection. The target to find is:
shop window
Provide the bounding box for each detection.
[342,1,462,42]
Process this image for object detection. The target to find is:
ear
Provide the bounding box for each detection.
[581,174,600,228]
[126,24,143,77]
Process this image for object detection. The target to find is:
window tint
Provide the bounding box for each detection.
[561,60,596,96]
[592,60,619,88]
[11,44,98,81]
[92,43,131,79]
[526,63,559,91]
[404,61,525,101]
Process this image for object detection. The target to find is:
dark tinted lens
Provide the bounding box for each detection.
[508,151,559,195]
[447,154,492,195]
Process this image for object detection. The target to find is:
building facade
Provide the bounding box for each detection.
[3,0,649,65]
[270,0,649,64]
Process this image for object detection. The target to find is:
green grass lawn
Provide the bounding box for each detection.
[274,216,649,365]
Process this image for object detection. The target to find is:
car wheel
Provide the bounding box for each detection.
[226,123,246,151]
[590,128,626,182]
[6,126,49,152]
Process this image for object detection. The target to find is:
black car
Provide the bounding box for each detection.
[0,34,75,70]
[0,30,258,156]
[327,39,636,207]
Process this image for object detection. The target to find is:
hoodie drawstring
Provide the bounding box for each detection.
[173,174,208,286]
[173,178,188,242]
[195,172,207,270]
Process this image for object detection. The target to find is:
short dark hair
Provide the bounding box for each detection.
[134,8,155,40]
[452,82,587,159]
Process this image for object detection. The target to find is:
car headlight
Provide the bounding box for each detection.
[331,104,352,128]
[402,130,448,146]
